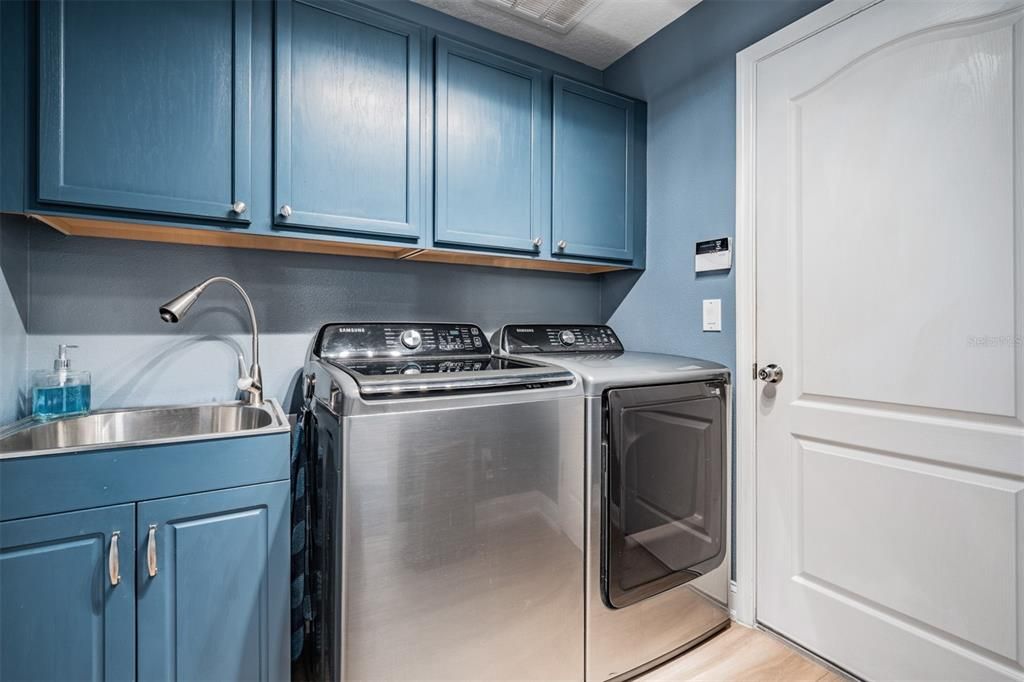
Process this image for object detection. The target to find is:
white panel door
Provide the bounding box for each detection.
[754,1,1024,679]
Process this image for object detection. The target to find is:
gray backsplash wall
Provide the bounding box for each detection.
[17,226,601,417]
[0,215,29,423]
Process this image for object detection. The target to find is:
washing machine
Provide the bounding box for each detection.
[497,324,731,681]
[303,322,585,681]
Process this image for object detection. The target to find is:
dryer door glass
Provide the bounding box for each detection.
[603,381,726,608]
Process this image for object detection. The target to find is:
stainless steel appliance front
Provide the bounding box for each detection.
[332,394,583,680]
[586,391,729,681]
[307,323,584,681]
[497,324,731,682]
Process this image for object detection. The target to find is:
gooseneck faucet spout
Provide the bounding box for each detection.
[159,276,264,406]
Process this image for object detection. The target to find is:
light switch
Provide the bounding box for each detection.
[703,299,722,332]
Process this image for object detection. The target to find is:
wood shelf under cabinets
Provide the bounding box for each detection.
[27,214,625,275]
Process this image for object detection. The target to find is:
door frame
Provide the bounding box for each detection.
[732,0,883,627]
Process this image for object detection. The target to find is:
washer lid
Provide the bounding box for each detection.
[497,324,728,394]
[328,355,575,398]
[513,351,729,395]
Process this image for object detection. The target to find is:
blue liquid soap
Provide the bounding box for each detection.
[31,344,92,420]
[33,384,91,420]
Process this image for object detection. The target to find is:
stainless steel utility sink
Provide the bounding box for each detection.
[0,400,290,458]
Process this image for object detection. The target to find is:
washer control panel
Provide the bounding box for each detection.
[317,323,489,359]
[500,325,623,353]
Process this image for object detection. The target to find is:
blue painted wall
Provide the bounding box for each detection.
[600,0,828,577]
[601,0,829,368]
[0,215,29,423]
[0,0,29,422]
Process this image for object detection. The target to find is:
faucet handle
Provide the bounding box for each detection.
[235,353,263,402]
[238,376,263,406]
[236,353,255,391]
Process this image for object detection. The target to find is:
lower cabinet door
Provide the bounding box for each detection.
[136,481,290,682]
[0,504,136,682]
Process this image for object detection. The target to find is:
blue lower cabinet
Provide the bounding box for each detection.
[0,504,136,682]
[0,433,291,681]
[136,481,290,682]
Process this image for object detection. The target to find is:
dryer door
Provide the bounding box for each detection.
[603,381,726,608]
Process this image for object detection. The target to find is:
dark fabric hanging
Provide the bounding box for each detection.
[290,408,314,665]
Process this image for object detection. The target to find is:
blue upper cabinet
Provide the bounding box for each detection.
[0,504,136,682]
[434,38,546,253]
[552,76,636,262]
[275,0,425,240]
[37,0,252,223]
[136,482,289,682]
[13,1,647,270]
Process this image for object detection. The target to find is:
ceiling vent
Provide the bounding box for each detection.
[476,0,604,34]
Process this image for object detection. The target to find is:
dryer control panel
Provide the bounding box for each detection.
[500,324,624,353]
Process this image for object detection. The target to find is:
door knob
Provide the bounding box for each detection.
[231,201,247,215]
[279,204,292,218]
[557,240,567,250]
[758,364,784,384]
[532,237,542,247]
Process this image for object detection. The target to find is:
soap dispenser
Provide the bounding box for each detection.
[32,344,92,419]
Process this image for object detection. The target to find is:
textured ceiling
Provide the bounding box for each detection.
[413,0,702,69]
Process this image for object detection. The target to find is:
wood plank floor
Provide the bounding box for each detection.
[637,623,846,682]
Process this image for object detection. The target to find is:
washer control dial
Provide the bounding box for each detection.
[400,329,422,350]
[558,330,576,346]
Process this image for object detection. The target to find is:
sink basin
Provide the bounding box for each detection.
[0,400,290,458]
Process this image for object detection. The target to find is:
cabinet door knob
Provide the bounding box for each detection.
[279,204,293,218]
[532,237,542,247]
[557,240,567,250]
[108,531,121,586]
[231,201,247,215]
[147,524,158,577]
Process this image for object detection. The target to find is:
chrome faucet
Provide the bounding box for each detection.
[159,276,264,406]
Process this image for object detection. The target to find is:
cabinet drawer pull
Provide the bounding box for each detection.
[108,531,121,586]
[147,524,158,577]
[557,240,567,250]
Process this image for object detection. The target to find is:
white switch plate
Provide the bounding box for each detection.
[703,299,722,332]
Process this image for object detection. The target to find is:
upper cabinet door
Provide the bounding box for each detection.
[434,38,545,253]
[552,76,636,262]
[0,504,136,682]
[137,482,290,682]
[38,0,252,222]
[275,0,424,240]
